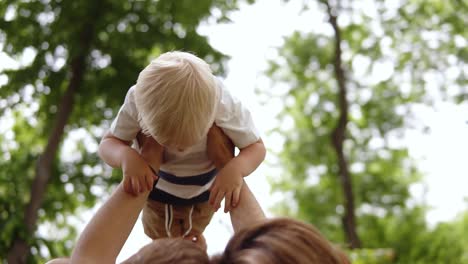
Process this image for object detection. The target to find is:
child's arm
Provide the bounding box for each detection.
[230,139,266,177]
[98,131,158,195]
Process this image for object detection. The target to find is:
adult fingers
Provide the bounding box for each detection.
[209,179,218,192]
[126,180,134,196]
[131,177,139,195]
[152,171,158,181]
[123,178,132,194]
[137,179,144,193]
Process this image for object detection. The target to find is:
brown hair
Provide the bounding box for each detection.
[213,218,350,264]
[121,218,349,264]
[122,238,209,264]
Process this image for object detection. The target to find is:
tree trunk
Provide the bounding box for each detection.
[7,3,102,262]
[324,1,361,249]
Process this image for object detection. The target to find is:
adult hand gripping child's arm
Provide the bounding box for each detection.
[207,125,266,213]
[98,131,161,196]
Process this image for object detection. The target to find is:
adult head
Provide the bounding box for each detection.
[213,218,349,264]
[117,218,349,264]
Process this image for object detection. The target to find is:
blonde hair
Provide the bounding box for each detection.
[134,51,218,148]
[213,218,350,264]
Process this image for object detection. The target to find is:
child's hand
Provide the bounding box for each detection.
[121,148,157,196]
[209,161,244,213]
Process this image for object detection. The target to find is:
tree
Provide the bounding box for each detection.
[0,0,252,262]
[265,0,467,260]
[324,0,360,248]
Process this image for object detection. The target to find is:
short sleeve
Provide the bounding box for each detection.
[215,80,260,149]
[110,86,141,141]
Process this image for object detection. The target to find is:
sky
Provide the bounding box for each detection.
[0,0,467,261]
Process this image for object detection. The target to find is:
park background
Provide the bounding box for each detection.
[0,0,467,263]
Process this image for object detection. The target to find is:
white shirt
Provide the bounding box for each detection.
[109,79,260,200]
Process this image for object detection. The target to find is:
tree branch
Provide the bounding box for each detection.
[324,0,361,249]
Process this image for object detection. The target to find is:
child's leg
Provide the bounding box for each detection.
[207,124,235,169]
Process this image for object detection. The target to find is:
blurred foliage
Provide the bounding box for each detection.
[0,0,251,262]
[265,0,467,263]
[349,248,395,264]
[351,210,468,263]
